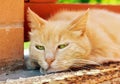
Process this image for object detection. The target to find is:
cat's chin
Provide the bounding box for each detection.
[40,68,68,74]
[47,69,64,73]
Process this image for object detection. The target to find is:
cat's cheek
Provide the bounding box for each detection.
[50,61,69,72]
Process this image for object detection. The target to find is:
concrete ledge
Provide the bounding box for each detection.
[0,62,120,84]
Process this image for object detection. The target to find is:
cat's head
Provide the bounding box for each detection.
[28,8,94,73]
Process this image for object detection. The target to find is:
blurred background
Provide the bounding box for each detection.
[24,0,120,49]
[58,0,120,5]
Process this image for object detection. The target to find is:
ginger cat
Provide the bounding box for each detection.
[27,8,120,74]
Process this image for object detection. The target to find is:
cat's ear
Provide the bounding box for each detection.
[27,8,47,30]
[68,10,89,36]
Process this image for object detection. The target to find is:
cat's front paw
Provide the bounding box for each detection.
[25,59,40,70]
[40,68,47,74]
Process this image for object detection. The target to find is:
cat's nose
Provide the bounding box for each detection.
[45,58,55,65]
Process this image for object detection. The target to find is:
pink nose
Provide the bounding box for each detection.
[45,58,55,65]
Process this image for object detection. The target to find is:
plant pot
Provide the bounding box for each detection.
[29,0,57,3]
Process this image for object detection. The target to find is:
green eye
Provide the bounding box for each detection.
[35,45,45,50]
[58,43,69,49]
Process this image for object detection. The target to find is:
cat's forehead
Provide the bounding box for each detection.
[41,21,70,37]
[33,21,70,45]
[45,21,69,30]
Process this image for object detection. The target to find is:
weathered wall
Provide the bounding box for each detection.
[0,0,24,73]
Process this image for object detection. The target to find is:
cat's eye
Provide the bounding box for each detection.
[58,43,69,49]
[35,45,45,50]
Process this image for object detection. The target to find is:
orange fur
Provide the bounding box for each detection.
[27,8,120,73]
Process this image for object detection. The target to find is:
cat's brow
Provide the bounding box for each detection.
[40,28,63,44]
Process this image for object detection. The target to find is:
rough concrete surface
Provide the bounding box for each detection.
[0,69,41,81]
[0,49,42,81]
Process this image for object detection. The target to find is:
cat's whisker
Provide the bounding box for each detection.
[67,68,74,72]
[72,59,100,65]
